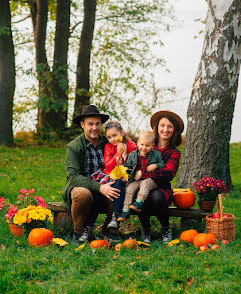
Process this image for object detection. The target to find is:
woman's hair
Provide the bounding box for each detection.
[153,115,182,147]
[105,120,128,143]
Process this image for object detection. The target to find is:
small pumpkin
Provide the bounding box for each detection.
[122,238,137,249]
[89,240,109,249]
[173,191,195,209]
[180,229,198,243]
[28,228,54,247]
[193,233,210,248]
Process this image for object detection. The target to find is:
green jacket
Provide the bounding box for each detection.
[61,133,108,209]
[124,149,165,183]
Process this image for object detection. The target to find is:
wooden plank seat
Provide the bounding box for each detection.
[47,201,211,229]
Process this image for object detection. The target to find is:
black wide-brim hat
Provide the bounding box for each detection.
[150,110,184,133]
[73,105,109,125]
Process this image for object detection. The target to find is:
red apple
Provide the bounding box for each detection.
[199,245,208,252]
[114,243,122,252]
[211,244,220,250]
[212,212,220,218]
[222,240,229,245]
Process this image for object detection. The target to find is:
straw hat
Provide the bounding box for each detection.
[150,110,184,133]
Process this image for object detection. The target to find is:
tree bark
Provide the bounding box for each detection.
[52,0,71,130]
[0,0,15,145]
[176,0,241,189]
[73,0,97,116]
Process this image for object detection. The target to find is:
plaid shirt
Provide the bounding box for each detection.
[85,138,105,178]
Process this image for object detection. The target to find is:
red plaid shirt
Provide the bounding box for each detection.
[141,144,181,203]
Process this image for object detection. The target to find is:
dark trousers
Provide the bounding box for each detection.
[138,189,170,230]
[85,179,126,227]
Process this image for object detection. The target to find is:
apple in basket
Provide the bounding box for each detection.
[212,212,220,218]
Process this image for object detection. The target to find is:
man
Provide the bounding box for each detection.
[61,105,121,244]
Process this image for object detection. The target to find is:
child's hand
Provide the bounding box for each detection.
[122,144,127,156]
[134,170,142,181]
[147,164,157,172]
[117,143,125,155]
[116,155,123,165]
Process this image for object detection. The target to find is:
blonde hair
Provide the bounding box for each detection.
[139,130,155,144]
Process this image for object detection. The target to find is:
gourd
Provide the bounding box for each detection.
[89,240,109,249]
[180,229,198,243]
[173,191,195,209]
[122,238,137,249]
[28,228,54,247]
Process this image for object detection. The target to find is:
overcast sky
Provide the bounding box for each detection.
[153,0,241,143]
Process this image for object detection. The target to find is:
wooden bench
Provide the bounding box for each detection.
[47,202,212,229]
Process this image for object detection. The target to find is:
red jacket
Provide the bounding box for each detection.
[103,140,137,174]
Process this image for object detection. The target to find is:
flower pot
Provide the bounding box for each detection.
[198,200,216,212]
[8,223,24,237]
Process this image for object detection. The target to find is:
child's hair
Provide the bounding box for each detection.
[105,120,128,143]
[139,130,155,144]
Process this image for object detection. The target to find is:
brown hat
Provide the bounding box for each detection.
[150,110,184,133]
[73,105,109,125]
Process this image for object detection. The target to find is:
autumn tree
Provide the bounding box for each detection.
[0,0,15,145]
[176,0,241,189]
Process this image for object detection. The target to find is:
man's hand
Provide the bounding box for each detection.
[134,170,142,181]
[99,181,120,201]
[147,164,157,172]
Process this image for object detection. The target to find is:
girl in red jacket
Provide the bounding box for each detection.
[79,121,136,242]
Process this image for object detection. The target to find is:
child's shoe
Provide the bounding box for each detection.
[117,210,130,221]
[129,200,143,212]
[79,226,93,242]
[107,212,120,229]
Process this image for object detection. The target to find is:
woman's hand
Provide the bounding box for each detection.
[134,170,142,181]
[147,164,157,172]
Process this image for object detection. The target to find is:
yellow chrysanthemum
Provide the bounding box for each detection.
[168,239,180,247]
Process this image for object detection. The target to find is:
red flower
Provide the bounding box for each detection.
[5,205,18,221]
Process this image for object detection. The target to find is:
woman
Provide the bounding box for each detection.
[138,110,184,244]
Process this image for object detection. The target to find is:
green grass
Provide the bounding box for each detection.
[0,143,241,293]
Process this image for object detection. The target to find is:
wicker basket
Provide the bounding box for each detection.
[206,194,235,240]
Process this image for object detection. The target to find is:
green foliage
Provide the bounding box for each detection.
[0,143,240,292]
[0,26,11,37]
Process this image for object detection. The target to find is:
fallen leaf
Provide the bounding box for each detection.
[187,277,194,286]
[113,255,118,260]
[16,240,20,245]
[52,238,68,246]
[109,165,129,181]
[143,271,149,276]
[75,242,86,251]
[136,241,150,247]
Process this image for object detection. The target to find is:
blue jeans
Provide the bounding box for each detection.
[85,179,126,227]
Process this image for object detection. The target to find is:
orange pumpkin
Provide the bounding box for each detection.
[89,240,109,249]
[28,228,54,247]
[193,233,211,248]
[206,233,217,244]
[122,238,137,249]
[180,229,198,243]
[173,191,195,209]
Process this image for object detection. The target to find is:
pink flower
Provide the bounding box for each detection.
[34,196,47,208]
[19,188,27,194]
[28,189,35,194]
[5,205,18,220]
[0,197,5,211]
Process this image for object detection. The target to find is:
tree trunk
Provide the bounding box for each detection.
[52,0,71,131]
[29,0,70,133]
[73,0,97,116]
[176,0,241,189]
[0,0,15,145]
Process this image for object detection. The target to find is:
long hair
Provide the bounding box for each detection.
[153,115,182,147]
[105,120,128,143]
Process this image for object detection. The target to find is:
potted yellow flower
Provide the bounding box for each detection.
[0,188,53,236]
